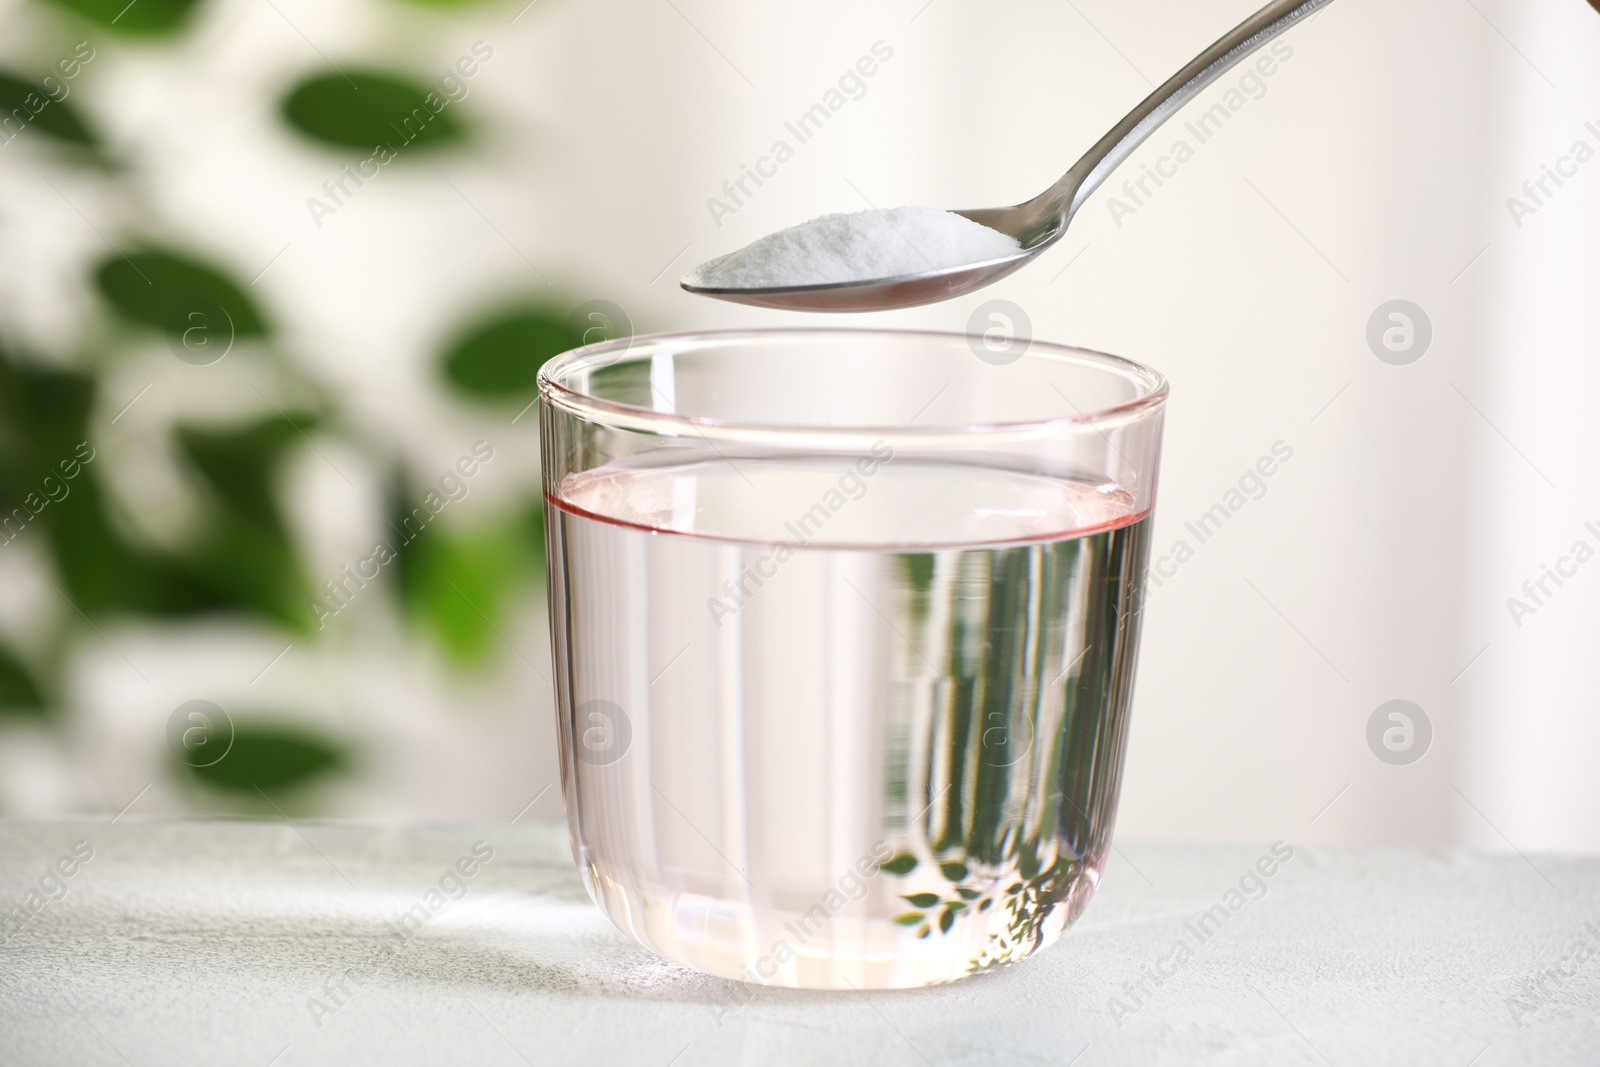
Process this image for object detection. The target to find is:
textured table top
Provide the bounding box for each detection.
[1,820,1597,1066]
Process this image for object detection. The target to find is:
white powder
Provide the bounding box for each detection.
[686,206,1022,289]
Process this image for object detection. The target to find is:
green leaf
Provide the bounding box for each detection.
[396,511,529,667]
[0,644,44,715]
[939,861,968,882]
[183,722,345,792]
[174,417,318,631]
[440,304,584,401]
[184,514,316,633]
[95,249,267,338]
[44,473,222,617]
[879,852,918,876]
[281,70,465,153]
[0,71,99,148]
[40,0,202,36]
[0,348,311,625]
[938,907,956,933]
[956,887,981,900]
[892,913,924,927]
[178,417,315,536]
[0,352,94,491]
[901,893,939,909]
[0,352,213,618]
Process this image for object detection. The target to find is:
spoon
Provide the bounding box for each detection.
[682,0,1334,313]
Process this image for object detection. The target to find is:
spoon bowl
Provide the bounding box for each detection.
[678,206,1059,312]
[679,240,1035,313]
[683,0,1332,313]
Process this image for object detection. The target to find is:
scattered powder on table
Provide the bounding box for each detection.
[685,206,1022,289]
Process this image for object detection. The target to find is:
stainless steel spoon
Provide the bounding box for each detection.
[682,0,1334,313]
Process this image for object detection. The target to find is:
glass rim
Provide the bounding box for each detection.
[538,328,1168,441]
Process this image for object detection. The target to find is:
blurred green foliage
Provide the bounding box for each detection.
[0,348,192,616]
[96,249,268,338]
[441,304,583,401]
[0,347,93,481]
[0,646,45,716]
[183,722,346,792]
[394,489,544,668]
[44,469,219,617]
[281,71,466,153]
[40,0,202,36]
[4,0,573,812]
[176,418,321,633]
[0,71,99,148]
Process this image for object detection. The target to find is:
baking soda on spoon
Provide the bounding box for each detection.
[685,206,1021,290]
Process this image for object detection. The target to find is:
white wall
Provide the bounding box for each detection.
[1461,0,1600,852]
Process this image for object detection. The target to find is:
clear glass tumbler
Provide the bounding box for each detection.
[539,329,1166,989]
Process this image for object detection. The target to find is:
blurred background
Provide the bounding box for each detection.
[0,0,1596,851]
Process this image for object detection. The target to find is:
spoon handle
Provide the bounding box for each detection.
[1052,0,1336,220]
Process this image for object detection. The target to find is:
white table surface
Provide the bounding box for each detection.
[1,820,1597,1066]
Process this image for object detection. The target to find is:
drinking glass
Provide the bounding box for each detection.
[539,329,1166,989]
